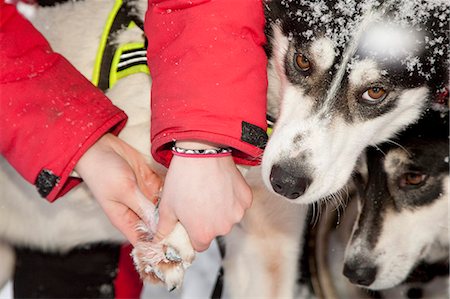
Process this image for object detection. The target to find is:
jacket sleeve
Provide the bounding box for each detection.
[0,2,128,201]
[145,0,268,167]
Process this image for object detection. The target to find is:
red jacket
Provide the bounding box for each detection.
[1,0,266,296]
[0,0,267,196]
[0,1,127,201]
[0,3,141,297]
[146,0,268,167]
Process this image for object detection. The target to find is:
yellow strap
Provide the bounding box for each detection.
[91,0,123,86]
[110,42,150,88]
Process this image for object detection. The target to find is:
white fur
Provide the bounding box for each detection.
[223,167,309,299]
[367,87,429,143]
[30,1,115,79]
[310,37,336,72]
[267,24,290,121]
[348,59,381,87]
[0,242,14,290]
[383,148,411,175]
[344,155,449,290]
[15,2,37,20]
[368,179,449,289]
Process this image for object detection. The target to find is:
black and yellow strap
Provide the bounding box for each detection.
[92,0,149,91]
[266,113,276,137]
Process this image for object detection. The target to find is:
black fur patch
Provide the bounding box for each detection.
[37,0,83,7]
[354,147,391,249]
[405,259,449,284]
[13,243,121,298]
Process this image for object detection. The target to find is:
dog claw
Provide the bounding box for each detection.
[133,222,195,291]
[144,265,153,274]
[165,246,182,262]
[153,268,165,282]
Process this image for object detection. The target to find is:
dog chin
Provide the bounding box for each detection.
[366,257,417,290]
[366,273,409,291]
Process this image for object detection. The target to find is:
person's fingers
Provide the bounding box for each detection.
[185,224,214,252]
[135,164,162,203]
[104,202,141,246]
[191,239,210,252]
[118,185,158,227]
[153,204,178,243]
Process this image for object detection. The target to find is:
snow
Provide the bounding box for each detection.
[278,0,449,78]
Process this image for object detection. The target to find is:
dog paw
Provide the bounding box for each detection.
[132,222,195,291]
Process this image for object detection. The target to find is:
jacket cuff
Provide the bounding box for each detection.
[43,112,127,201]
[151,125,267,168]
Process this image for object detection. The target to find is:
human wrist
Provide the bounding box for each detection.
[74,134,113,174]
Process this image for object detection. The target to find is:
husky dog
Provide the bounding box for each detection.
[1,0,449,298]
[223,1,449,298]
[343,109,449,291]
[262,0,449,204]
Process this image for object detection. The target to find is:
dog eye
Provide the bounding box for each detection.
[399,172,428,189]
[295,53,311,72]
[361,87,387,104]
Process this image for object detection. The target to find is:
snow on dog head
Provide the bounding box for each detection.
[262,0,449,204]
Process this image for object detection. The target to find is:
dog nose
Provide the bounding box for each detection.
[343,261,377,286]
[269,165,311,199]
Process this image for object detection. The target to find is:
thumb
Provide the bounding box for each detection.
[153,204,178,243]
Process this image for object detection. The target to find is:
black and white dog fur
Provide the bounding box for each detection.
[0,0,448,298]
[343,109,449,292]
[224,0,448,298]
[261,0,448,203]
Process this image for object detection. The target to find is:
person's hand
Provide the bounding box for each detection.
[153,141,253,252]
[74,133,162,245]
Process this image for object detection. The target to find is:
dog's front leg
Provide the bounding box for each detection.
[223,168,309,298]
[131,200,195,291]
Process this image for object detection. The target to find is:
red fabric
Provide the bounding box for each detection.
[146,0,268,167]
[114,244,143,299]
[0,1,127,201]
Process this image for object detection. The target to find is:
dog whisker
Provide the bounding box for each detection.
[385,139,411,156]
[310,201,323,227]
[373,144,386,157]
